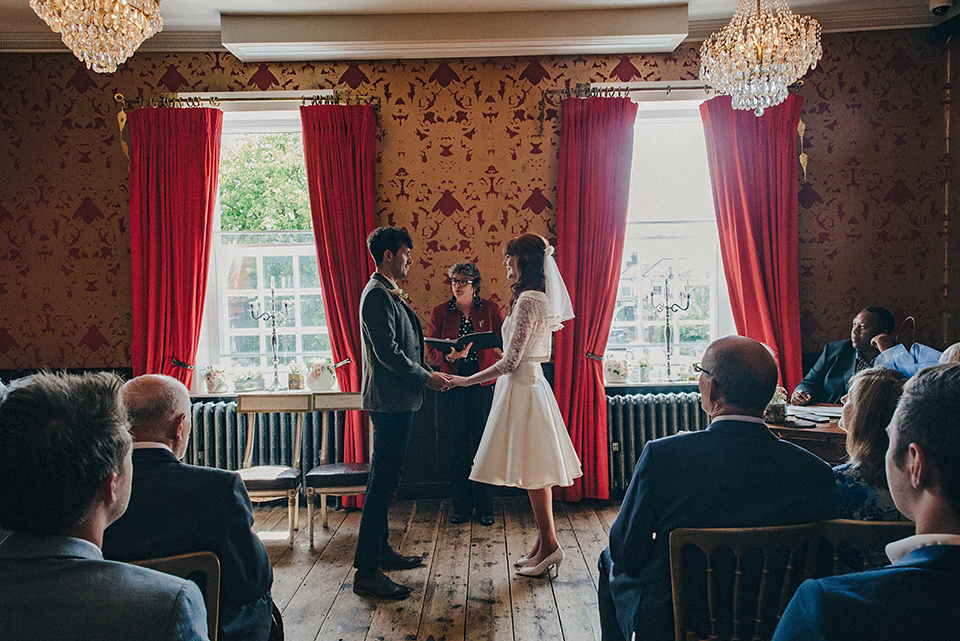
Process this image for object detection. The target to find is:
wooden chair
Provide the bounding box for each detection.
[304,392,369,547]
[669,523,820,641]
[813,518,916,576]
[132,551,221,641]
[236,392,311,547]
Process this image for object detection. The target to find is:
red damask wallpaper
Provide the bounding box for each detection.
[0,29,953,368]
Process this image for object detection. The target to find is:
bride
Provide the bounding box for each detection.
[449,233,582,577]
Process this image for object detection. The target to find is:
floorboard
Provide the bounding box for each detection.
[253,496,618,641]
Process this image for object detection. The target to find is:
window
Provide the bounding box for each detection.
[606,91,736,383]
[194,92,334,387]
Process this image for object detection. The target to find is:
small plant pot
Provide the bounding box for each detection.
[235,379,265,392]
[288,373,304,390]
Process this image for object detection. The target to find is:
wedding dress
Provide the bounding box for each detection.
[469,290,583,489]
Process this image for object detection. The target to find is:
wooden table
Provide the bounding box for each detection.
[767,408,848,465]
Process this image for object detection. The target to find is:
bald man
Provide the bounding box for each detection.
[102,375,277,641]
[598,336,837,641]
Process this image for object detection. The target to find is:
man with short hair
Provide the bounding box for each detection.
[774,363,960,640]
[103,374,276,641]
[598,336,837,641]
[791,306,939,405]
[353,226,451,600]
[0,372,208,641]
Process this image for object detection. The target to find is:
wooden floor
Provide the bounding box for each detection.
[252,497,621,641]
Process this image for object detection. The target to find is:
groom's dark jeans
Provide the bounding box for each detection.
[353,410,415,572]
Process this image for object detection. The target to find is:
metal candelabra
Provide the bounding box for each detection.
[249,279,291,392]
[650,270,690,381]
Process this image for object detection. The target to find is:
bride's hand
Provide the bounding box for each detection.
[448,375,470,387]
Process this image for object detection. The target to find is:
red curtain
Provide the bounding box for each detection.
[700,95,804,390]
[555,97,638,501]
[129,107,223,388]
[300,105,376,478]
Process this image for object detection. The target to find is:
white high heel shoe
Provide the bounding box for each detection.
[516,547,564,578]
[513,555,530,567]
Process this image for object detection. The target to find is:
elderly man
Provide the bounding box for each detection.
[0,372,207,641]
[774,363,960,640]
[103,374,276,641]
[791,306,940,405]
[598,336,837,641]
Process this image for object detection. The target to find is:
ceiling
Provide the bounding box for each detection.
[0,0,941,54]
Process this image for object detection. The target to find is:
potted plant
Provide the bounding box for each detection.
[307,358,337,391]
[603,355,630,384]
[764,385,789,423]
[288,362,305,390]
[201,366,226,394]
[234,370,265,392]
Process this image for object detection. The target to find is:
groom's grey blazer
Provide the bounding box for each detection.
[360,272,431,412]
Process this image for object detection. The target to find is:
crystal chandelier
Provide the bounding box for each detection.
[699,0,821,116]
[30,0,163,74]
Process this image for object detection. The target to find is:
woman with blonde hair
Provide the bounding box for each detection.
[834,366,908,521]
[939,342,960,364]
[449,233,582,577]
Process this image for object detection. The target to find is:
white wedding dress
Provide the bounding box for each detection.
[469,290,583,489]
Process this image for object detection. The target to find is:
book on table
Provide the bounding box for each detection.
[425,331,502,352]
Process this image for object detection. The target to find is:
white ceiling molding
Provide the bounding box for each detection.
[219,6,689,61]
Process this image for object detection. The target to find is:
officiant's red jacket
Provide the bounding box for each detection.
[427,297,504,385]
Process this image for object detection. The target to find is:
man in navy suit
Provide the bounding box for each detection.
[102,374,276,641]
[0,372,207,641]
[598,336,837,641]
[353,227,451,600]
[774,363,960,641]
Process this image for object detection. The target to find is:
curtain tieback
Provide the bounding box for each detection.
[586,352,604,361]
[171,357,194,370]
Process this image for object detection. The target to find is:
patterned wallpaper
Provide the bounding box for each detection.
[0,29,952,368]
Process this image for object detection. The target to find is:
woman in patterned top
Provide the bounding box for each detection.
[834,366,908,521]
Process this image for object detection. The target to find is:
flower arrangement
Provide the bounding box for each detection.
[235,370,264,382]
[201,366,225,393]
[770,385,788,404]
[308,358,335,377]
[604,356,630,378]
[636,356,649,369]
[288,362,304,375]
[764,385,789,423]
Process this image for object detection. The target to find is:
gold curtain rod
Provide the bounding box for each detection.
[113,90,379,110]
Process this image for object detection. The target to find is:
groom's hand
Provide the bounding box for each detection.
[426,371,452,391]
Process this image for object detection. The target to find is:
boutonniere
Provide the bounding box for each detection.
[390,288,410,304]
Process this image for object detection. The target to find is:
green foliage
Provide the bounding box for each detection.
[219,133,311,231]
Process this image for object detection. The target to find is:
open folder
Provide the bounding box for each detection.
[425,331,502,352]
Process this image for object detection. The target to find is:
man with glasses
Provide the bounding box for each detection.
[597,336,837,641]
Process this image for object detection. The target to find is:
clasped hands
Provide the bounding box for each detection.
[426,371,474,391]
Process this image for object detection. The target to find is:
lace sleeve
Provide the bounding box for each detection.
[495,295,546,374]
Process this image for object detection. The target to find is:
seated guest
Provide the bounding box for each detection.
[834,367,907,521]
[0,372,207,641]
[598,336,837,641]
[939,341,960,364]
[774,364,960,641]
[791,306,934,405]
[103,374,276,641]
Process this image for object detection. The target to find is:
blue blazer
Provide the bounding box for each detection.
[601,420,838,641]
[0,534,208,641]
[795,339,856,404]
[360,272,432,412]
[773,544,960,641]
[103,448,273,641]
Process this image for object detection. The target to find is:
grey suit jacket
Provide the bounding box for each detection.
[0,534,208,641]
[360,272,431,412]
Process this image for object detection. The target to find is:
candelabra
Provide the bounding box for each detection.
[249,277,291,392]
[650,269,690,380]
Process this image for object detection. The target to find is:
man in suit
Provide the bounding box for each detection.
[353,226,451,600]
[774,363,960,640]
[102,374,276,641]
[598,336,837,641]
[0,372,208,641]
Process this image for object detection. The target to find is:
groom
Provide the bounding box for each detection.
[353,226,451,600]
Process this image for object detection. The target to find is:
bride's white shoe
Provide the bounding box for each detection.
[516,547,564,578]
[513,555,530,567]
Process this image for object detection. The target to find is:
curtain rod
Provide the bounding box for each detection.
[114,90,379,110]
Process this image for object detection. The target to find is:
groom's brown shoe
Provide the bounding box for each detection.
[380,546,424,570]
[353,570,411,600]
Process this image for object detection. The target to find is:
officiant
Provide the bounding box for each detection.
[427,262,504,526]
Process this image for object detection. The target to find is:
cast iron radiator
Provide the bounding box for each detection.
[607,393,710,495]
[187,401,348,471]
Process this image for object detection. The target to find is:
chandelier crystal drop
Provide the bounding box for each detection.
[30,0,163,74]
[699,0,821,116]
